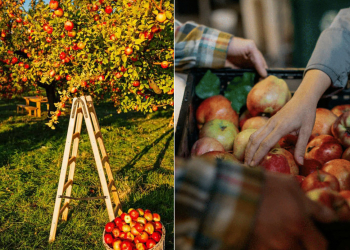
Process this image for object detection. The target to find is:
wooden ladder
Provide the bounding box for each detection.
[49,96,122,242]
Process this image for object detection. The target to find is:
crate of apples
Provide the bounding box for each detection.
[103,208,165,250]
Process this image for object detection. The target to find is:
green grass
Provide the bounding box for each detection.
[0,98,174,249]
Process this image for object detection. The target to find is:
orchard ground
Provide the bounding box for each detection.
[0,98,174,249]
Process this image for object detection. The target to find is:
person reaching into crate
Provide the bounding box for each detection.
[175,21,337,249]
[244,8,350,167]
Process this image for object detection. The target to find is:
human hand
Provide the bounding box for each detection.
[244,70,332,166]
[225,37,268,78]
[248,172,337,250]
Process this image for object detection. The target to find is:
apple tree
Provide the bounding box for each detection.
[0,0,174,128]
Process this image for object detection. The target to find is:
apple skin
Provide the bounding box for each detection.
[304,135,343,165]
[331,111,350,147]
[322,159,350,191]
[241,116,268,131]
[247,75,291,116]
[233,129,257,162]
[301,170,340,193]
[331,104,350,117]
[199,151,240,164]
[239,110,253,129]
[278,134,298,155]
[306,188,350,221]
[340,190,350,207]
[199,119,238,151]
[191,137,225,157]
[311,108,337,137]
[196,95,239,129]
[342,147,350,161]
[259,148,299,175]
[299,159,323,177]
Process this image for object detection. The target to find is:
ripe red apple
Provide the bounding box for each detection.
[54,8,64,17]
[199,119,239,151]
[196,95,239,129]
[104,233,114,245]
[161,61,168,69]
[156,12,166,22]
[301,170,340,192]
[306,188,350,221]
[299,159,323,177]
[312,108,337,136]
[247,75,291,116]
[233,129,257,161]
[332,111,350,147]
[105,6,113,14]
[191,137,225,156]
[125,47,133,55]
[64,21,74,31]
[331,104,350,117]
[304,135,343,165]
[241,116,269,131]
[260,148,299,175]
[49,0,59,10]
[323,159,350,191]
[239,110,253,129]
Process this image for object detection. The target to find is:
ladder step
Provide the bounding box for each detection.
[59,202,69,216]
[72,132,80,140]
[68,156,76,166]
[95,131,102,139]
[63,179,73,193]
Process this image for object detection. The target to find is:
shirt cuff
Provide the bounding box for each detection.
[197,28,233,69]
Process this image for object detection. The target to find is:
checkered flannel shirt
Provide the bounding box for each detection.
[175,158,265,250]
[175,20,233,71]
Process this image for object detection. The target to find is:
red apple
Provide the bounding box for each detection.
[199,119,238,151]
[331,104,350,117]
[301,170,340,192]
[306,188,350,221]
[196,95,239,129]
[331,111,350,147]
[64,21,74,31]
[241,116,269,131]
[191,137,225,156]
[233,129,257,161]
[299,159,323,177]
[260,148,299,175]
[239,110,253,129]
[156,12,166,22]
[247,75,291,116]
[323,159,350,191]
[312,108,337,137]
[304,135,343,165]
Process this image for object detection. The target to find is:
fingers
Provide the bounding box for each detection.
[294,124,313,165]
[300,218,328,250]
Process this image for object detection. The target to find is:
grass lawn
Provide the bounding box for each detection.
[0,98,174,249]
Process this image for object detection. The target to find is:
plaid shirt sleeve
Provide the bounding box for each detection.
[175,20,233,71]
[175,158,265,250]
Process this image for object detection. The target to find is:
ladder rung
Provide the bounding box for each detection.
[59,202,69,216]
[95,131,102,139]
[68,156,76,166]
[72,132,80,140]
[108,180,114,191]
[63,179,73,193]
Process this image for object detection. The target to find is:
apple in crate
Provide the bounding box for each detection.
[191,137,225,156]
[196,95,239,129]
[304,135,343,165]
[323,159,350,190]
[199,119,238,151]
[259,148,298,175]
[246,75,291,116]
[332,111,350,147]
[301,170,340,192]
[311,108,337,137]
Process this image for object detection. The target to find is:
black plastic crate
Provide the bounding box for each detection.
[175,68,350,249]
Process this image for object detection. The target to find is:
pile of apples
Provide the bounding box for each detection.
[104,208,163,250]
[191,75,350,220]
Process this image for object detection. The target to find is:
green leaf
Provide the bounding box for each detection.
[224,72,255,113]
[195,70,220,99]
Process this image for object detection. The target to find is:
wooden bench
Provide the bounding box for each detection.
[17,104,38,116]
